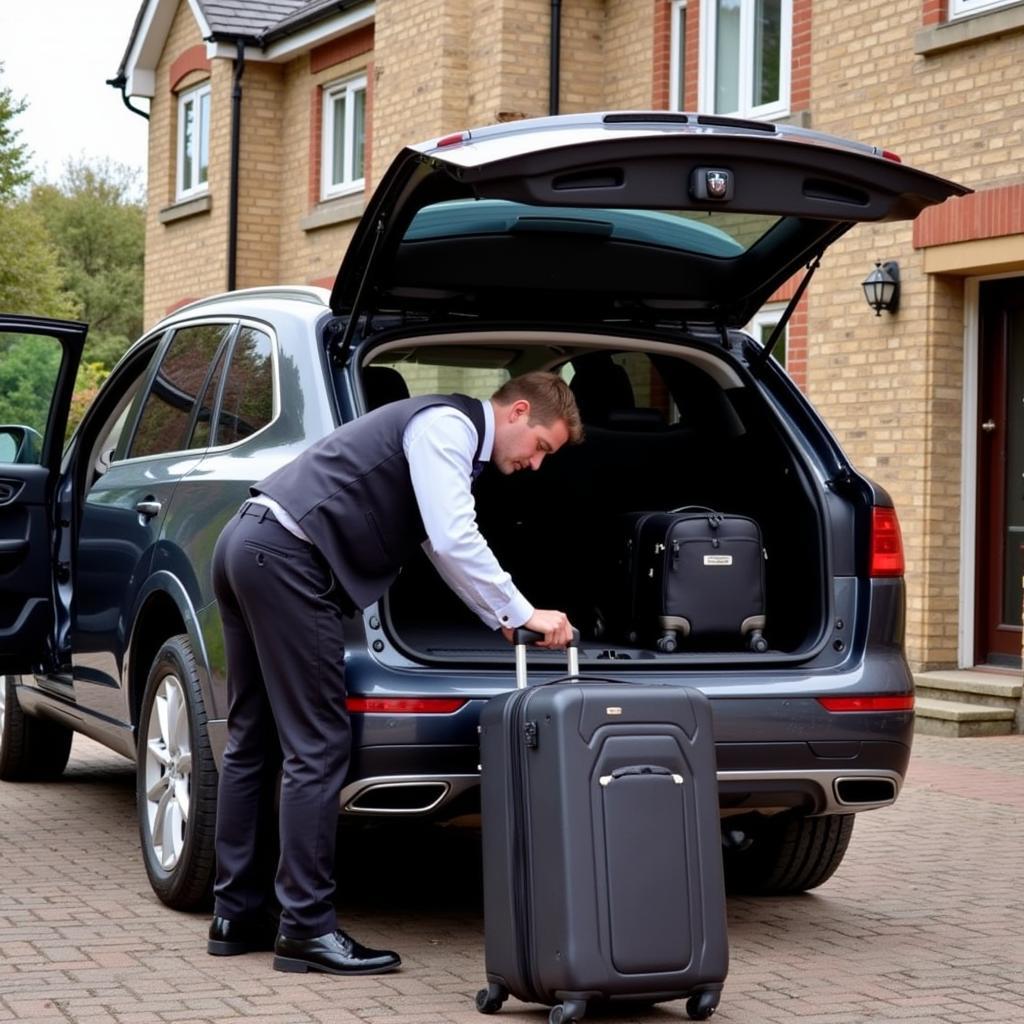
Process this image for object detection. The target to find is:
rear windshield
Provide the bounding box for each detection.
[403,199,781,258]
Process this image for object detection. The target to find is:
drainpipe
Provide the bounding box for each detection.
[549,0,561,115]
[227,38,246,292]
[105,73,150,121]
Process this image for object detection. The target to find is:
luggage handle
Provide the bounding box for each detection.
[513,627,580,689]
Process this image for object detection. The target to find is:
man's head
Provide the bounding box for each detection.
[489,371,583,475]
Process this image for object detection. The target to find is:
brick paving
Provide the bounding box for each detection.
[1,733,1021,1024]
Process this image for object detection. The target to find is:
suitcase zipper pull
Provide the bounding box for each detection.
[523,721,538,749]
[671,540,680,566]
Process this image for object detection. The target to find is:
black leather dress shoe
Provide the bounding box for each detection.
[207,914,279,956]
[273,929,401,975]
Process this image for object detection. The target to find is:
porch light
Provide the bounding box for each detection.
[862,260,900,316]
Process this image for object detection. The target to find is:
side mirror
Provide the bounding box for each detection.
[0,425,44,465]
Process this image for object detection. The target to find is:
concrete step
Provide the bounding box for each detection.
[914,696,1015,738]
[913,669,1022,705]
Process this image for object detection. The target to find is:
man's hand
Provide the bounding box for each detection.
[501,609,574,649]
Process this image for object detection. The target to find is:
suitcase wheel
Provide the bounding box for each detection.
[748,629,768,653]
[549,999,587,1024]
[656,631,678,653]
[686,990,719,1020]
[475,984,508,1014]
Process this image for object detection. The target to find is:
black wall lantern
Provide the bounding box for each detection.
[862,260,900,316]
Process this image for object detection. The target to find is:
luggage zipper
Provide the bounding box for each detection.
[508,688,543,1002]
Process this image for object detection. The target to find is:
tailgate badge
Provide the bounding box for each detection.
[692,167,734,201]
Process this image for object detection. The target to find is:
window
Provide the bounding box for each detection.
[129,324,230,459]
[669,1,688,110]
[322,75,367,199]
[950,0,1018,16]
[214,327,274,446]
[177,82,211,200]
[699,0,791,120]
[747,304,788,367]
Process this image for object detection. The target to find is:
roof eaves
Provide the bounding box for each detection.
[260,0,367,44]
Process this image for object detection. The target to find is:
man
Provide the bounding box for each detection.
[207,371,583,975]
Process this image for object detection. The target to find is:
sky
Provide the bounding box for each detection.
[0,0,149,183]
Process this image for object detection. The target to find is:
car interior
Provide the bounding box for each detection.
[360,335,829,664]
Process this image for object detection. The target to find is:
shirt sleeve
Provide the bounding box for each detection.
[404,406,534,631]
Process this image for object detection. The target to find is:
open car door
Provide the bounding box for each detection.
[0,315,86,674]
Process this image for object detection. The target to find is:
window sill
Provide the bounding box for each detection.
[301,192,366,232]
[915,2,1024,55]
[159,193,212,224]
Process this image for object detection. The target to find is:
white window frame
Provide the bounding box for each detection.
[950,0,1018,17]
[747,303,788,367]
[321,74,368,200]
[698,0,792,121]
[669,0,688,111]
[176,82,211,201]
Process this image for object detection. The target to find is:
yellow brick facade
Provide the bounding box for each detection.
[140,0,1022,670]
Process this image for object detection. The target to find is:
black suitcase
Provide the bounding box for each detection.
[623,508,767,653]
[476,630,728,1024]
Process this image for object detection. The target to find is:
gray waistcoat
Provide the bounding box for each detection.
[253,394,485,610]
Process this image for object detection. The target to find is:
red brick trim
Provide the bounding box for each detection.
[652,0,672,109]
[922,0,945,26]
[791,0,812,113]
[913,184,1024,248]
[165,296,200,315]
[766,275,808,390]
[310,275,336,290]
[310,26,374,74]
[169,45,211,91]
[364,60,374,186]
[684,2,700,110]
[309,85,323,207]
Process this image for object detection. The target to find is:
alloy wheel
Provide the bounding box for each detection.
[143,672,192,870]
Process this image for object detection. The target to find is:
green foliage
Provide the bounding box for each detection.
[0,63,31,202]
[0,333,62,434]
[0,203,79,318]
[30,159,145,371]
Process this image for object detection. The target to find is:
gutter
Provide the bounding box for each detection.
[105,72,150,120]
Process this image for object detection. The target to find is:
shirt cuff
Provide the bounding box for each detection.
[495,592,534,630]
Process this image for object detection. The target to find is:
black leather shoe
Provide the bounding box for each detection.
[273,929,401,975]
[207,914,279,956]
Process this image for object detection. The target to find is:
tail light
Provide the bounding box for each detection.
[346,697,467,714]
[818,695,914,712]
[870,506,905,577]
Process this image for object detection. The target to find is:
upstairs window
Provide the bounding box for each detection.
[322,74,367,199]
[177,82,211,200]
[699,0,792,120]
[949,0,1018,15]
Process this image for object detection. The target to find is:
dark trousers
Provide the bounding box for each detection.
[211,502,352,939]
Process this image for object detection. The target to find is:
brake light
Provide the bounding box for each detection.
[818,695,914,712]
[346,697,467,714]
[870,506,905,577]
[436,131,469,147]
[881,149,903,163]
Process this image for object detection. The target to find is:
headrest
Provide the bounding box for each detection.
[364,366,411,409]
[569,353,635,425]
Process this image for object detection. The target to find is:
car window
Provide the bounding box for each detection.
[368,357,509,403]
[214,326,274,446]
[128,324,231,459]
[187,341,229,450]
[0,331,62,464]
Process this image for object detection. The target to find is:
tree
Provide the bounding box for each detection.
[0,62,31,202]
[30,159,145,370]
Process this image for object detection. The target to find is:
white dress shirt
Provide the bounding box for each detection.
[250,399,533,631]
[404,401,533,631]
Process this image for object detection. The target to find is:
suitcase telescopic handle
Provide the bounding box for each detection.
[513,628,580,689]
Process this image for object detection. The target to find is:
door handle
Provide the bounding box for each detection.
[981,419,996,433]
[135,500,162,519]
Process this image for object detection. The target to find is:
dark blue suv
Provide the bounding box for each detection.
[0,113,966,910]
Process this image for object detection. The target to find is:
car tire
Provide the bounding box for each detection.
[723,812,855,895]
[136,635,218,910]
[0,674,73,781]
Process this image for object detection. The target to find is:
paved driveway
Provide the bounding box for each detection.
[1,733,1022,1024]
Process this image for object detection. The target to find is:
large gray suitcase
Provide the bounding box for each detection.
[475,630,728,1024]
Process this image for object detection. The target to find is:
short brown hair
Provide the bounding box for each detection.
[492,371,583,444]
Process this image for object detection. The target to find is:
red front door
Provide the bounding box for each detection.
[975,279,1024,668]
